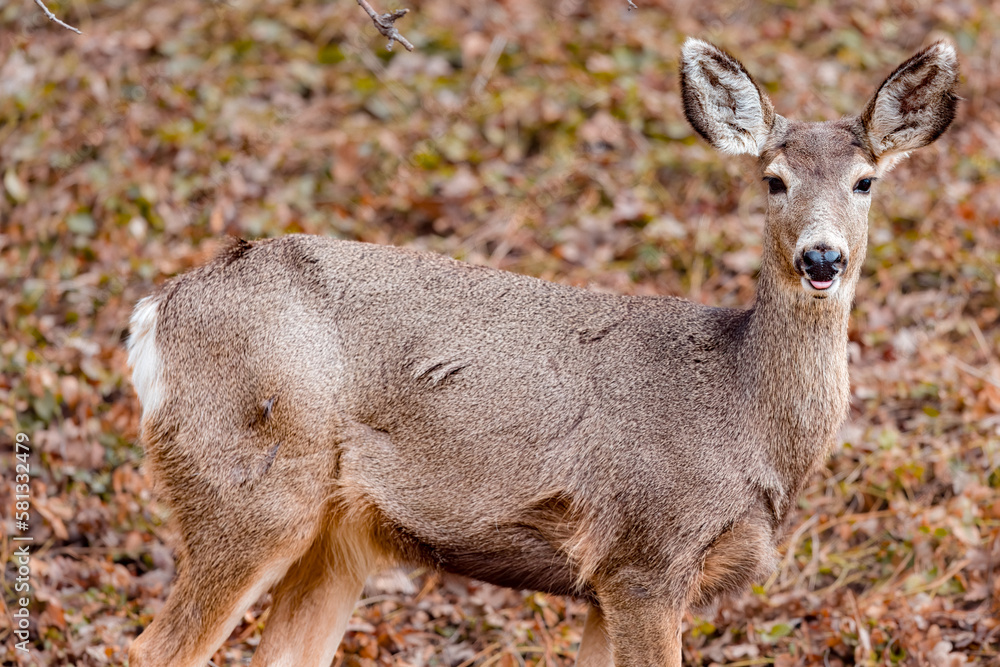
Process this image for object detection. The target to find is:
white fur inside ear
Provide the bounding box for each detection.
[865,41,959,158]
[128,296,166,418]
[875,151,908,175]
[681,38,769,156]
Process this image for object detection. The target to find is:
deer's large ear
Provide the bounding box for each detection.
[861,41,959,163]
[680,38,776,156]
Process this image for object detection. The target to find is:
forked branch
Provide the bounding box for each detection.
[356,0,414,52]
[33,0,81,34]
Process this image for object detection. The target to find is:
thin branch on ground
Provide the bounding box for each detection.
[627,0,638,9]
[33,0,81,34]
[950,356,1000,389]
[356,0,414,52]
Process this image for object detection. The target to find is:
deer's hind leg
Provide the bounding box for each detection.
[128,504,321,667]
[251,516,383,667]
[128,430,334,666]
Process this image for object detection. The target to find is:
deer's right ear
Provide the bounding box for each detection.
[680,38,776,156]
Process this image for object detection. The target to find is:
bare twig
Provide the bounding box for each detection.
[848,591,872,659]
[950,356,1000,389]
[765,512,820,591]
[32,0,81,34]
[902,558,971,596]
[356,0,414,52]
[471,35,507,97]
[627,0,638,9]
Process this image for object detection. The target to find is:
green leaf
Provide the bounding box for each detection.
[759,622,793,644]
[66,213,97,236]
[31,391,56,422]
[4,169,28,203]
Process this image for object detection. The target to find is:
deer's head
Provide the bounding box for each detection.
[680,39,959,301]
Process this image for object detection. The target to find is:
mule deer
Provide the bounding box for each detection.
[127,39,958,666]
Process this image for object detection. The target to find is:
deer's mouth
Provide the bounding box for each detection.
[801,275,840,297]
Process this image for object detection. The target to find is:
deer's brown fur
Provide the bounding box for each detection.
[127,40,959,667]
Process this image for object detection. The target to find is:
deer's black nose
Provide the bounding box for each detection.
[795,247,846,285]
[802,249,841,269]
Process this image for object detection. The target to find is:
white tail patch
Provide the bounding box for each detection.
[127,296,166,418]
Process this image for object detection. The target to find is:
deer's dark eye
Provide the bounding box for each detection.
[854,178,873,193]
[764,177,787,195]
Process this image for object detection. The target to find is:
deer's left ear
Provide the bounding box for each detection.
[861,41,960,164]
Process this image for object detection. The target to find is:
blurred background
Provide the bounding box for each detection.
[1,0,998,664]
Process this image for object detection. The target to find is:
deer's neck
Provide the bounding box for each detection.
[741,254,854,501]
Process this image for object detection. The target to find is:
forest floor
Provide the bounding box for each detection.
[1,0,999,664]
